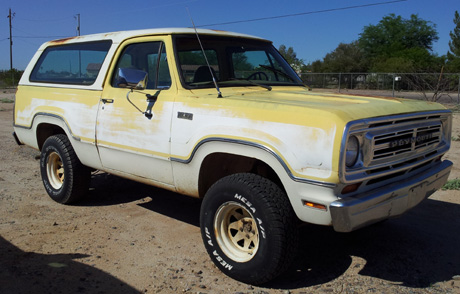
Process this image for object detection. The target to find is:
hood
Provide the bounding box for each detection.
[221,87,447,122]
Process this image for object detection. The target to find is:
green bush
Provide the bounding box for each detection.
[0,69,23,87]
[442,178,460,190]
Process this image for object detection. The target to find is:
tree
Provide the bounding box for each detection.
[358,14,439,72]
[278,45,306,72]
[447,10,460,72]
[320,41,367,72]
[310,60,323,72]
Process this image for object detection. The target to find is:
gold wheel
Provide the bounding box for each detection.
[214,202,259,262]
[46,151,64,189]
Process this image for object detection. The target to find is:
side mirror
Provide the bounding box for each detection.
[116,68,148,90]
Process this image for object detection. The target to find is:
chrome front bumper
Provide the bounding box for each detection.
[330,160,453,232]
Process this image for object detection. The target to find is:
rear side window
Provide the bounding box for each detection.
[30,40,112,85]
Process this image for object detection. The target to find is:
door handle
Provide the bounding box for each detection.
[101,98,114,104]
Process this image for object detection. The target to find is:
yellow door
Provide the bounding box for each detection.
[96,39,176,186]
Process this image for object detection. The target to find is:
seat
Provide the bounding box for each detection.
[193,66,217,83]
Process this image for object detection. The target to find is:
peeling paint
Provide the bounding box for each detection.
[14,28,449,195]
[49,36,78,44]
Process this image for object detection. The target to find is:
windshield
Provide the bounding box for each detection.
[174,35,304,89]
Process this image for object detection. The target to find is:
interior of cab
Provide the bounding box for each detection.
[174,35,303,89]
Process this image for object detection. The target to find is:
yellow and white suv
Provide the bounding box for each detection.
[13,28,452,284]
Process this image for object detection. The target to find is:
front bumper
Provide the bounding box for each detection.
[330,160,453,232]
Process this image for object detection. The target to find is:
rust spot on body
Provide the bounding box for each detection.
[49,36,77,44]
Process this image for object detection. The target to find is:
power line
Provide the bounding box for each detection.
[14,16,73,22]
[14,36,70,39]
[196,0,408,27]
[14,36,43,47]
[12,26,69,40]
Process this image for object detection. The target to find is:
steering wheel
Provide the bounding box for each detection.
[247,71,269,81]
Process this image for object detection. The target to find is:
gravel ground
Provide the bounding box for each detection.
[1,88,459,294]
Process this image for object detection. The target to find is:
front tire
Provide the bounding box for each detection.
[40,134,90,204]
[200,173,298,285]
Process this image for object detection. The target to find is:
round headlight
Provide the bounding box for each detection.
[345,135,359,167]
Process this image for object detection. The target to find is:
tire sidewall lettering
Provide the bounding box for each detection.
[212,248,234,271]
[203,226,234,270]
[204,226,214,247]
[233,193,266,240]
[233,193,256,214]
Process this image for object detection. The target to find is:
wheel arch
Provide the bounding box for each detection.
[198,152,284,198]
[30,114,101,170]
[36,122,66,150]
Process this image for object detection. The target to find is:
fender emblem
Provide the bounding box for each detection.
[177,112,193,120]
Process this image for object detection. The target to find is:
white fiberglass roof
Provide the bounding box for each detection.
[39,27,267,49]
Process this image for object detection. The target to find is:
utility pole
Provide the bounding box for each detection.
[7,8,14,71]
[75,14,80,36]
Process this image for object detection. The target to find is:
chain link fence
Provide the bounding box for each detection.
[300,72,460,103]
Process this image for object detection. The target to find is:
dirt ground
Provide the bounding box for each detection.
[1,88,460,294]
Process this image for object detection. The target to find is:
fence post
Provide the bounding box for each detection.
[338,73,341,93]
[392,74,395,97]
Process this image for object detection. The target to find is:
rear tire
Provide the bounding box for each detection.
[200,173,298,285]
[40,134,90,204]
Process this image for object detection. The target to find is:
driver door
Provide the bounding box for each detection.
[96,39,175,186]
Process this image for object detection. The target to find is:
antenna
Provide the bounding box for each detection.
[186,8,222,98]
[75,14,81,36]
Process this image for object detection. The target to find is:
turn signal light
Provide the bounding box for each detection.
[302,201,327,211]
[341,182,361,194]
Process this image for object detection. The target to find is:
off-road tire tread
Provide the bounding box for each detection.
[201,173,298,285]
[231,173,298,284]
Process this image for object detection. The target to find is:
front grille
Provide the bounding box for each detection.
[340,111,451,183]
[371,122,441,163]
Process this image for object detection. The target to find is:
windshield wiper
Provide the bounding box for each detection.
[188,80,217,87]
[258,64,295,82]
[258,64,310,89]
[228,78,272,91]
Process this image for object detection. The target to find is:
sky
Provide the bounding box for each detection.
[1,0,459,70]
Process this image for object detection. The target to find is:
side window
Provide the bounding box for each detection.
[30,41,112,85]
[112,42,171,89]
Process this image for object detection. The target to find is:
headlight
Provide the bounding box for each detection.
[345,135,359,167]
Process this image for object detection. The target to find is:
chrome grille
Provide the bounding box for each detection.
[340,111,451,183]
[372,123,441,161]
